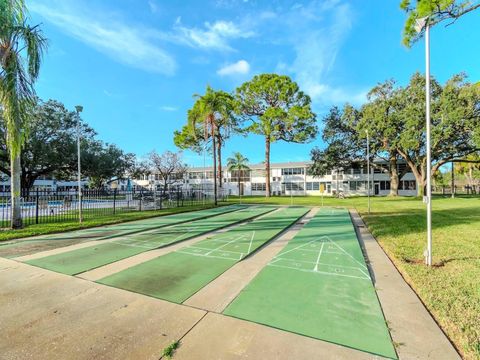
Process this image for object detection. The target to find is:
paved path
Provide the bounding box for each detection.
[350,210,460,360]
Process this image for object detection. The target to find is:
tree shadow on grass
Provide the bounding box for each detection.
[364,205,480,236]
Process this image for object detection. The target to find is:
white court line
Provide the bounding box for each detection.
[246,231,255,255]
[203,233,249,256]
[183,246,243,256]
[108,242,156,250]
[313,243,325,272]
[322,235,368,270]
[273,239,318,259]
[176,250,239,261]
[199,237,239,244]
[268,263,370,280]
[271,257,368,271]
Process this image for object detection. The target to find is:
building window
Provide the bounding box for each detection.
[306,182,320,191]
[251,169,266,177]
[251,183,266,191]
[281,168,305,175]
[349,181,368,191]
[230,170,251,182]
[284,182,304,191]
[380,181,391,191]
[399,180,416,190]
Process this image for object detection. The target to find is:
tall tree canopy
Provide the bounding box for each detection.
[0,0,47,228]
[235,74,317,197]
[313,73,480,196]
[310,105,364,194]
[395,73,480,195]
[0,99,95,191]
[178,87,236,203]
[1,98,136,192]
[82,142,135,190]
[358,80,410,195]
[176,86,237,203]
[401,0,480,46]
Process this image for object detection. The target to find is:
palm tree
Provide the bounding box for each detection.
[1,0,47,228]
[227,152,250,197]
[188,86,235,205]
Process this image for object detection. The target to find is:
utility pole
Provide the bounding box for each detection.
[75,105,83,223]
[366,130,371,214]
[451,161,455,198]
[415,18,433,266]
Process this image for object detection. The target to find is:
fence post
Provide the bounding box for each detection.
[139,189,143,211]
[113,188,117,215]
[177,189,180,207]
[35,188,39,224]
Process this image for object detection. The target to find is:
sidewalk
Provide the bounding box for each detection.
[350,209,460,360]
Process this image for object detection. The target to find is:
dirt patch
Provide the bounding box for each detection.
[0,239,86,258]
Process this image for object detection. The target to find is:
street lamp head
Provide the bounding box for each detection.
[414,16,429,33]
[75,105,83,113]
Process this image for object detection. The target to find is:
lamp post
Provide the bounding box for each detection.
[415,17,432,266]
[366,130,371,215]
[75,105,83,223]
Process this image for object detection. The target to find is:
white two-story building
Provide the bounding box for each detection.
[124,160,418,197]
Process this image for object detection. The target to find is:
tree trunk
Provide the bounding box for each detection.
[238,178,241,196]
[217,137,222,188]
[10,153,23,229]
[389,155,399,196]
[265,136,271,197]
[212,131,217,205]
[397,149,424,197]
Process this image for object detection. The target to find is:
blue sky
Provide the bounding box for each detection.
[28,0,480,166]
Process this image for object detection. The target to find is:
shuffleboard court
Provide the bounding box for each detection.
[98,206,309,303]
[0,205,243,259]
[25,206,274,275]
[223,207,397,359]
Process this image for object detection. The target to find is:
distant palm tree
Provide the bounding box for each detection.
[227,152,250,196]
[0,0,47,228]
[188,86,234,205]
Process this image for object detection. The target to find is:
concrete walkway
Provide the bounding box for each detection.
[350,210,460,360]
[0,208,460,360]
[0,258,206,360]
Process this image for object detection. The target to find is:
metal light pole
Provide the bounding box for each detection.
[416,18,432,266]
[366,130,371,215]
[75,105,83,223]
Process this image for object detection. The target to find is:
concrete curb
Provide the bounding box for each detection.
[349,209,460,360]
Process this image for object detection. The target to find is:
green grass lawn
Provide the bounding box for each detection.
[227,195,480,360]
[0,204,219,243]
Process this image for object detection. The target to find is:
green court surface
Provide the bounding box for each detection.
[25,206,273,275]
[0,205,244,259]
[223,208,397,359]
[98,206,309,303]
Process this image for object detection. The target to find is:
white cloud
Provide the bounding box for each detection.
[160,106,178,112]
[148,0,159,14]
[173,20,254,51]
[235,1,366,106]
[30,1,176,75]
[217,60,250,76]
[271,1,367,106]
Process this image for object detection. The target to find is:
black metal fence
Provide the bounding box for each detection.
[432,185,479,196]
[0,189,227,228]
